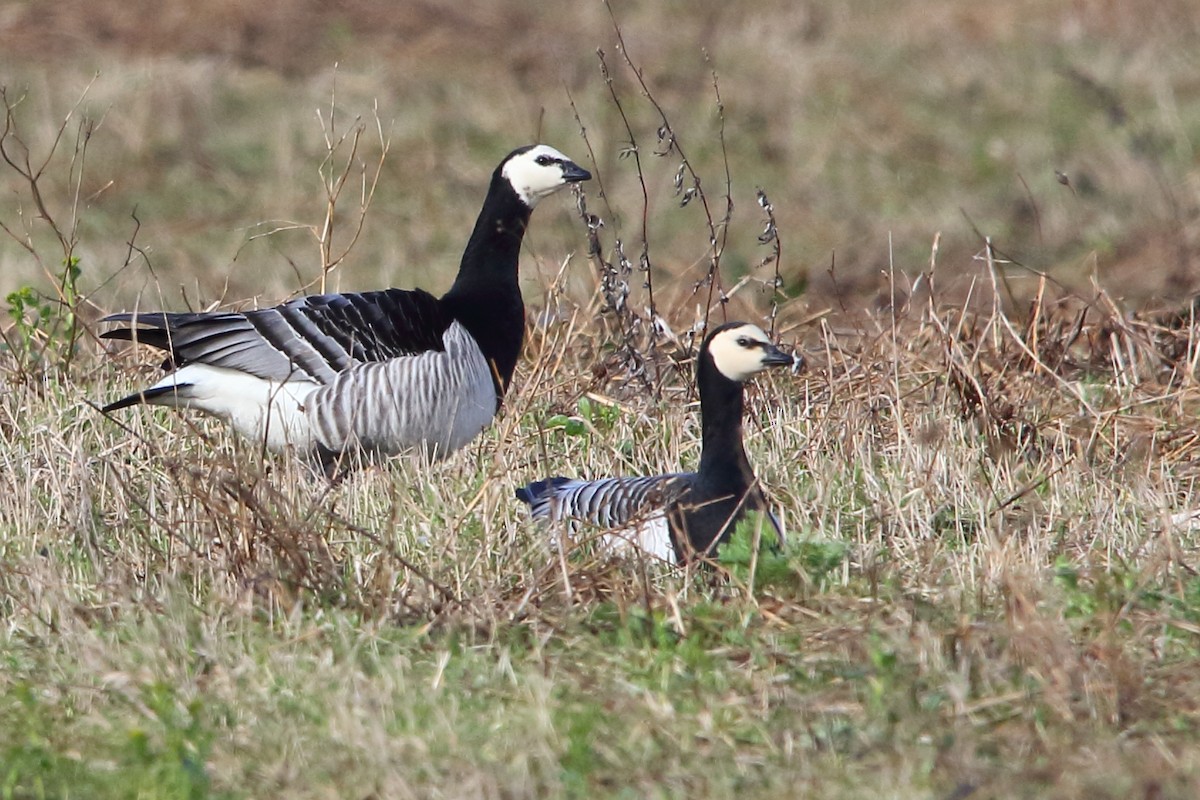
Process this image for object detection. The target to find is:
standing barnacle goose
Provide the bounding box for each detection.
[516,322,794,564]
[100,145,591,467]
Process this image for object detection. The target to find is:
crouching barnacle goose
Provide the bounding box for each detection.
[516,322,794,564]
[100,145,591,468]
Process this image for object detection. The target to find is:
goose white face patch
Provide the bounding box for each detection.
[707,324,777,382]
[502,145,578,207]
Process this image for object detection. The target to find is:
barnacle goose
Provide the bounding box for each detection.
[100,145,591,467]
[516,322,793,564]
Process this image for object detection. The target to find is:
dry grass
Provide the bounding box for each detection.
[3,1,1200,798]
[6,237,1200,797]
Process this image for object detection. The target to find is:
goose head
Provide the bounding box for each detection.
[500,144,591,208]
[703,322,793,383]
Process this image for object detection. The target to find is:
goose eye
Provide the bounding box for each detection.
[737,336,753,348]
[535,155,554,166]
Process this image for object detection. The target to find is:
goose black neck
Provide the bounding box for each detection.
[696,357,755,489]
[440,173,533,398]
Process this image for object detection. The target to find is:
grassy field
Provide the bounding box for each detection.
[3,1,1200,798]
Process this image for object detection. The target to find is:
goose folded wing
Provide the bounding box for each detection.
[102,288,450,385]
[522,474,691,528]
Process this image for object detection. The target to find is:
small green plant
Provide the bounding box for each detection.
[123,682,214,800]
[545,396,622,439]
[5,284,52,350]
[717,513,847,591]
[557,703,606,795]
[544,412,588,438]
[864,636,904,721]
[3,256,83,371]
[1052,557,1099,618]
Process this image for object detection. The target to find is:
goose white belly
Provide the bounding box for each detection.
[541,505,675,563]
[143,364,321,452]
[600,514,675,562]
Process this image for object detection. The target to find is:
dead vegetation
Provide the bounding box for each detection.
[7,161,1200,792]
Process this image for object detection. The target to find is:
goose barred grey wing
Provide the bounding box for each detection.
[516,474,688,526]
[304,320,497,458]
[102,288,449,385]
[516,474,693,561]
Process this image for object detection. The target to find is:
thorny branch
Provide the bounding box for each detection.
[602,0,732,338]
[755,188,784,336]
[596,47,658,328]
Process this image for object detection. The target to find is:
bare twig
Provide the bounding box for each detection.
[602,0,728,336]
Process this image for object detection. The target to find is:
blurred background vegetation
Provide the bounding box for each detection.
[0,0,1198,324]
